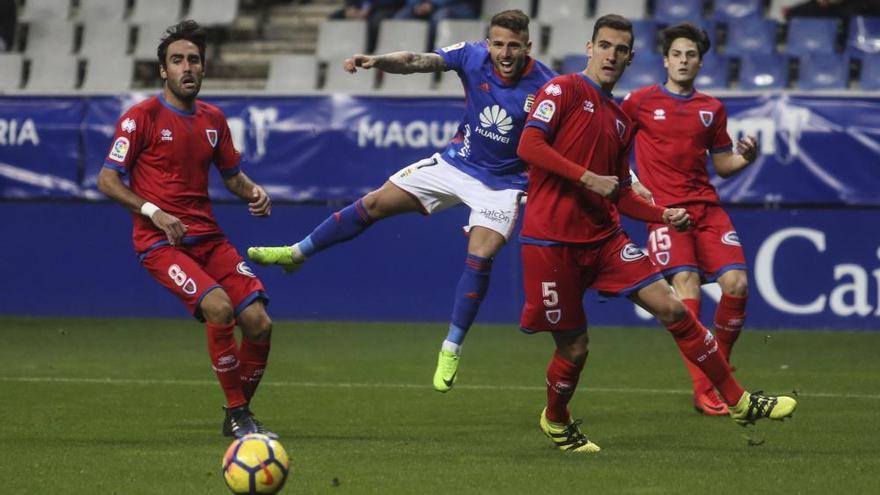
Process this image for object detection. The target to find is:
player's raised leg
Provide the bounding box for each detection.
[248,181,422,271]
[629,280,796,425]
[434,227,505,392]
[713,269,748,364]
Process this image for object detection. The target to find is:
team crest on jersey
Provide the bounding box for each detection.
[545,309,561,324]
[206,129,218,148]
[653,109,666,120]
[699,110,714,127]
[615,119,626,139]
[655,251,671,266]
[524,94,535,113]
[121,118,136,133]
[620,243,647,262]
[108,136,129,162]
[533,100,556,123]
[441,41,465,53]
[721,231,741,246]
[544,83,562,96]
[236,262,256,278]
[583,100,595,113]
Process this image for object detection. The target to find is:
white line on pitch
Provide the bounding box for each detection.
[1,375,877,400]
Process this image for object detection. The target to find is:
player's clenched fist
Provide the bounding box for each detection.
[579,170,619,198]
[662,207,690,231]
[344,54,375,73]
[151,210,188,245]
[249,186,272,217]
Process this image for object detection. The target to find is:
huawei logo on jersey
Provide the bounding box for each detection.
[475,105,513,143]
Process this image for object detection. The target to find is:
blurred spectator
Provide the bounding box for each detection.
[0,0,15,52]
[331,1,405,53]
[785,0,880,20]
[394,0,480,47]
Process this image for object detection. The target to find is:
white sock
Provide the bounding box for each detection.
[441,340,461,354]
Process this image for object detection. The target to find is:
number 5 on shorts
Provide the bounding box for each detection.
[542,281,562,324]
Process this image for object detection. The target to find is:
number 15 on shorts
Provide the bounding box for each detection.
[543,281,561,325]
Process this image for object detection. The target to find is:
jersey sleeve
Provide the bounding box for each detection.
[103,107,148,174]
[709,103,733,154]
[524,77,571,139]
[213,115,241,177]
[434,40,472,72]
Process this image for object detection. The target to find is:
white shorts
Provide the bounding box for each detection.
[388,153,524,240]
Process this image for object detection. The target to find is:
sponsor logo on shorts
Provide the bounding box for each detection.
[533,100,556,123]
[236,261,256,278]
[480,208,511,224]
[620,243,648,262]
[722,231,741,246]
[121,118,136,133]
[544,83,562,96]
[545,309,561,324]
[108,136,129,162]
[655,251,670,266]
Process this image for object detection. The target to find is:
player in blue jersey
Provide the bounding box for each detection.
[249,9,555,392]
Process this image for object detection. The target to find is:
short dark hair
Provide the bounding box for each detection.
[591,14,634,48]
[661,22,710,59]
[489,9,530,38]
[157,19,207,66]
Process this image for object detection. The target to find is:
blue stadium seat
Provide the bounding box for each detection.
[616,52,666,92]
[560,54,587,74]
[694,54,729,89]
[737,53,789,89]
[846,16,880,60]
[725,19,778,55]
[712,0,762,21]
[796,55,848,90]
[632,20,659,55]
[654,0,705,25]
[784,18,840,57]
[858,53,880,90]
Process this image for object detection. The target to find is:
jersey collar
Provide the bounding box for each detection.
[158,93,197,116]
[660,81,696,100]
[491,57,536,86]
[579,72,614,99]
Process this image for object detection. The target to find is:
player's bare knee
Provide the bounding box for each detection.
[721,274,748,297]
[200,290,234,325]
[655,298,687,324]
[244,314,272,341]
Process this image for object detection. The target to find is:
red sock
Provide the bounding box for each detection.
[546,351,583,424]
[677,298,712,394]
[239,336,271,402]
[665,313,744,405]
[206,322,247,408]
[714,294,746,362]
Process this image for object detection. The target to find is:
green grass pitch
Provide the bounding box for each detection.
[2,317,879,494]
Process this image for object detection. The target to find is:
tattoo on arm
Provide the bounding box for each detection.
[372,52,447,74]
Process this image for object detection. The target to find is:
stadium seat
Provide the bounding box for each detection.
[712,0,762,21]
[767,0,801,21]
[536,0,590,24]
[128,0,181,25]
[323,64,376,92]
[17,0,70,22]
[79,23,131,58]
[616,52,665,92]
[784,18,839,57]
[24,21,75,56]
[560,54,587,74]
[632,20,659,55]
[545,19,594,61]
[481,0,533,18]
[80,56,134,93]
[316,20,367,62]
[846,16,880,60]
[187,0,239,27]
[375,20,430,55]
[725,19,778,56]
[694,53,729,89]
[266,55,318,92]
[796,55,848,90]
[436,71,465,95]
[737,52,789,89]
[25,55,79,92]
[0,54,24,92]
[594,0,648,20]
[73,0,127,22]
[133,22,173,60]
[858,53,880,90]
[654,0,705,25]
[434,19,485,50]
[378,72,435,93]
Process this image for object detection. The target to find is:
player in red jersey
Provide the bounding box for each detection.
[516,15,795,452]
[97,20,277,439]
[621,23,759,416]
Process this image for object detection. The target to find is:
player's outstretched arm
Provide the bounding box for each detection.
[712,135,758,178]
[223,171,271,217]
[97,167,188,245]
[343,51,447,74]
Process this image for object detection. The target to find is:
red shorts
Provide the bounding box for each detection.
[520,232,664,333]
[646,203,746,282]
[141,238,267,321]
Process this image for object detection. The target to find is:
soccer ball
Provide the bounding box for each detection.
[222,433,290,494]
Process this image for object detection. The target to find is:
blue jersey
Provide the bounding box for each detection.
[435,41,556,191]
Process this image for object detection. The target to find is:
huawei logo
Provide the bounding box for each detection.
[479,105,513,135]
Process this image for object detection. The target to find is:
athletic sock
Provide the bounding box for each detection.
[444,254,492,346]
[239,336,271,403]
[678,297,712,394]
[298,198,374,258]
[206,322,247,408]
[714,293,746,363]
[665,312,744,405]
[545,351,584,424]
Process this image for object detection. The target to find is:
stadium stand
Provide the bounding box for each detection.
[545,18,594,61]
[17,0,70,22]
[536,0,589,24]
[436,71,465,94]
[24,21,75,56]
[694,53,729,89]
[316,19,367,61]
[25,55,79,92]
[846,16,880,59]
[654,0,705,25]
[323,60,375,91]
[0,53,23,91]
[594,0,648,20]
[79,22,131,58]
[559,53,587,74]
[768,0,802,21]
[615,52,665,91]
[712,0,764,21]
[725,19,778,55]
[737,52,789,89]
[80,55,135,92]
[797,54,849,90]
[266,54,319,92]
[73,0,127,22]
[374,19,430,54]
[480,0,533,18]
[187,0,240,27]
[784,17,840,57]
[128,0,182,25]
[859,53,880,90]
[377,71,434,93]
[434,19,484,50]
[133,22,174,60]
[632,19,660,54]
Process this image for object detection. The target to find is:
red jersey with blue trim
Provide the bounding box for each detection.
[621,84,733,206]
[521,73,634,244]
[103,95,241,253]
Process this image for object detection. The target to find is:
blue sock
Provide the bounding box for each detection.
[446,254,493,346]
[299,198,373,257]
